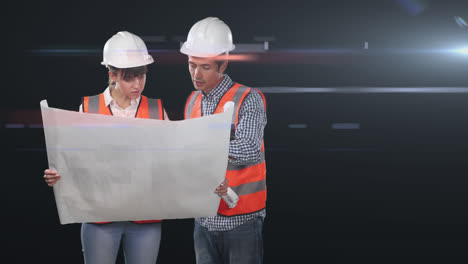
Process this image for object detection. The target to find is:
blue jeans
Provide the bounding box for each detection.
[194,217,263,264]
[81,221,161,264]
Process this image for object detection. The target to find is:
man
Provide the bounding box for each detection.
[181,17,267,264]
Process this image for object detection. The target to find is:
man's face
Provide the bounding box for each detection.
[188,56,226,93]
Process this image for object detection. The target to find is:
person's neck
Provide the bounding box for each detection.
[110,87,131,109]
[203,75,225,95]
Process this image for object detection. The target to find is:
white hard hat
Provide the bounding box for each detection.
[180,17,235,58]
[101,31,154,68]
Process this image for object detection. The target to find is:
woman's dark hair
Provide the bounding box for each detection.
[108,65,148,87]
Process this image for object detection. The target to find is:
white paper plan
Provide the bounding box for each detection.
[40,100,233,224]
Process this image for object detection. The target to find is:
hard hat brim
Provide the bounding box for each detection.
[101,56,154,68]
[180,43,235,58]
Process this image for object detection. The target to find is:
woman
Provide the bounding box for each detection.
[43,31,166,264]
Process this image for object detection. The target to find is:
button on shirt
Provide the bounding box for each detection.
[196,75,267,231]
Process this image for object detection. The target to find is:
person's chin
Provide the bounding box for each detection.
[130,93,140,99]
[194,81,206,89]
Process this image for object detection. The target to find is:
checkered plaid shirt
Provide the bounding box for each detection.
[195,74,267,231]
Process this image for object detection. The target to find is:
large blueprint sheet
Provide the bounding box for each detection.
[40,100,233,224]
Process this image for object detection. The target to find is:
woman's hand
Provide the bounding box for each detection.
[43,169,61,187]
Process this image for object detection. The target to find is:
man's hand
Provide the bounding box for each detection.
[215,179,229,196]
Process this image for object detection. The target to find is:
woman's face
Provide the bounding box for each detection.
[112,71,146,100]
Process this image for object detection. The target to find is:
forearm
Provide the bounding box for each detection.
[228,137,263,164]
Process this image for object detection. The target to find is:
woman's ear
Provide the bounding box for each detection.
[109,71,117,82]
[108,70,119,86]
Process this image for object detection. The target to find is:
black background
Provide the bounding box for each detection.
[4,0,468,263]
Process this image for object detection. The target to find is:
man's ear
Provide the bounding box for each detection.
[219,61,228,74]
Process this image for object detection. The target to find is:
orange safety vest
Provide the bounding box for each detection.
[82,93,164,224]
[184,83,267,216]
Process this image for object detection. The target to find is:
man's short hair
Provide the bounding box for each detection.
[215,52,228,71]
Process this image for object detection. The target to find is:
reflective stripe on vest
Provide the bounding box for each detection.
[184,83,267,216]
[184,91,200,119]
[84,93,163,120]
[82,92,164,224]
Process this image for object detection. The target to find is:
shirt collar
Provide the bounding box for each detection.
[103,87,140,107]
[202,74,234,101]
